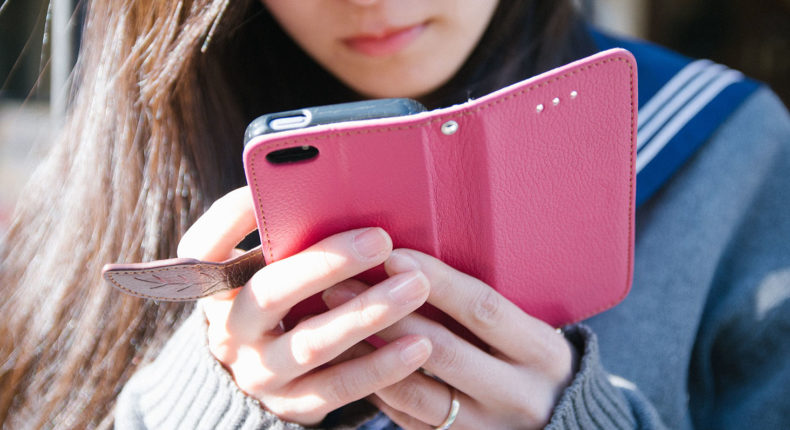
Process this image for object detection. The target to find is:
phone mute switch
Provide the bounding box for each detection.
[269,112,312,130]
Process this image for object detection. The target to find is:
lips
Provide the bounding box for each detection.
[343,22,428,57]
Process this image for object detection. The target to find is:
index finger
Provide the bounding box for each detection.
[177,187,258,262]
[226,227,393,337]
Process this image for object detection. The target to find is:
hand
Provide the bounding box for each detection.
[178,187,434,426]
[323,249,580,429]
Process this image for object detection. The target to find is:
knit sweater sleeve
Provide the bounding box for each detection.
[546,325,668,429]
[114,308,378,430]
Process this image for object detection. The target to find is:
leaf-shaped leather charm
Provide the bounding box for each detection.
[102,246,265,301]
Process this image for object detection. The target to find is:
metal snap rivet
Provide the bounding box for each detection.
[441,120,459,135]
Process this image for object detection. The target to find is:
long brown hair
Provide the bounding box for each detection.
[0,0,590,428]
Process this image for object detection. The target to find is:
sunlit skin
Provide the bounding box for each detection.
[190,1,579,428]
[263,0,499,98]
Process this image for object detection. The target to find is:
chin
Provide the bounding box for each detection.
[344,73,449,100]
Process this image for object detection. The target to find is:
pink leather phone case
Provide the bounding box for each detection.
[244,48,638,329]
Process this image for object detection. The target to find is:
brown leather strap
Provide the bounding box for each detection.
[102,246,265,301]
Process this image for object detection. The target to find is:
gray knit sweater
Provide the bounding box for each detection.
[116,87,790,429]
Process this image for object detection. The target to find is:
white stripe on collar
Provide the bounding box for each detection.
[638,63,727,150]
[636,69,743,173]
[638,59,712,129]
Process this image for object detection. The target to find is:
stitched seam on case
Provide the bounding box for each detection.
[106,248,263,300]
[250,55,637,324]
[249,152,275,262]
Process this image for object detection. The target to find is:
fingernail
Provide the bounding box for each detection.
[400,338,431,366]
[353,228,390,260]
[322,287,359,308]
[386,250,420,273]
[388,271,428,305]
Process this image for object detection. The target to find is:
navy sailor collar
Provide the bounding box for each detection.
[592,31,761,207]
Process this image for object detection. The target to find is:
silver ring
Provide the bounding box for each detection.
[434,388,460,430]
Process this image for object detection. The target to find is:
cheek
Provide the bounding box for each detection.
[406,3,498,88]
[452,0,499,46]
[262,1,332,54]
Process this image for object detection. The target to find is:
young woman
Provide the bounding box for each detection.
[1,1,788,429]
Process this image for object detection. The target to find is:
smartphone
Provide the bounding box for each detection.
[243,49,637,332]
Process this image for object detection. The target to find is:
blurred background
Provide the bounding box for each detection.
[1,0,788,234]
